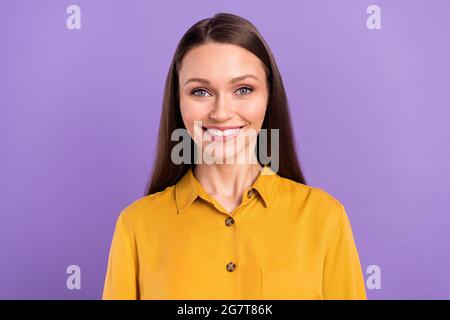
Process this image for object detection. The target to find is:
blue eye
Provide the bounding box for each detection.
[191,89,211,97]
[236,87,253,95]
[190,87,253,97]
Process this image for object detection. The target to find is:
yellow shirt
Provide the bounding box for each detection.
[102,165,367,300]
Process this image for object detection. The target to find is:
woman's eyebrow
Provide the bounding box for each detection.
[183,74,258,87]
[230,74,259,84]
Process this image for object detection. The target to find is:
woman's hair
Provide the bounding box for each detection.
[145,12,307,196]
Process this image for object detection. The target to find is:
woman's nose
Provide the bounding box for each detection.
[209,94,233,121]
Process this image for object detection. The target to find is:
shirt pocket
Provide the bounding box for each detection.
[260,269,320,300]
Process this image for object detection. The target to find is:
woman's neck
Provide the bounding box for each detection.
[193,162,263,201]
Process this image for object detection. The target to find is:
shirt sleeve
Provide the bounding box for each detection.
[322,203,367,300]
[102,211,139,300]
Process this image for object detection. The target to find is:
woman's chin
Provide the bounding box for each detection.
[200,146,252,164]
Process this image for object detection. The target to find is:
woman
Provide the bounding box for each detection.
[102,12,367,300]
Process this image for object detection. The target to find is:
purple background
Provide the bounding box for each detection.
[1,0,449,299]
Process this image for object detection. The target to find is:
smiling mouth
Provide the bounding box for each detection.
[201,126,245,141]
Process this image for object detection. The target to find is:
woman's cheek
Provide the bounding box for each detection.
[240,98,267,123]
[180,102,202,136]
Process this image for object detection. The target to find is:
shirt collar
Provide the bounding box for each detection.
[175,164,280,214]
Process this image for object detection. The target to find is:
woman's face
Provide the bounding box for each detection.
[178,42,269,164]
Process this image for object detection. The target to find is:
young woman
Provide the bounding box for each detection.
[102,12,367,300]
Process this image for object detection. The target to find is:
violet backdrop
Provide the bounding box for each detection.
[1,0,449,299]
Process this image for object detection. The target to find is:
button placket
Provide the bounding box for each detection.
[222,202,239,294]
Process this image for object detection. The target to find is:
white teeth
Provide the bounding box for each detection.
[206,128,241,137]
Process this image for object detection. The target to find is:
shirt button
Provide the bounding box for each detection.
[226,262,237,272]
[247,189,254,198]
[225,217,234,227]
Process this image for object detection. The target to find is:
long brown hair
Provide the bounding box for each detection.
[145,12,307,196]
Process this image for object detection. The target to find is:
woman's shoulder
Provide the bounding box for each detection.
[276,175,344,220]
[116,185,177,225]
[278,175,341,202]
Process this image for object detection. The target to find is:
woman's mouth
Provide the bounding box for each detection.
[201,126,245,142]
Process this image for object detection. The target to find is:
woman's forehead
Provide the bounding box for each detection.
[179,43,266,82]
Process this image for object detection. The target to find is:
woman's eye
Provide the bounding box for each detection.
[190,87,253,97]
[191,89,211,97]
[236,87,253,95]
